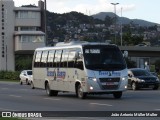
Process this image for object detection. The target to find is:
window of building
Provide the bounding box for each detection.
[15,11,39,19]
[20,35,44,43]
[20,27,37,31]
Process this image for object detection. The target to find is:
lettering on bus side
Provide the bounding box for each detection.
[47,70,66,79]
[57,71,66,79]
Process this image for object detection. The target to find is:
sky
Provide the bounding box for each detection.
[13,0,160,24]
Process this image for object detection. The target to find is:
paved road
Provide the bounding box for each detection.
[0,81,160,120]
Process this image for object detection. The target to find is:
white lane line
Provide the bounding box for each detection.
[1,88,9,90]
[0,107,18,111]
[9,95,22,98]
[44,98,60,101]
[20,89,28,91]
[90,103,113,106]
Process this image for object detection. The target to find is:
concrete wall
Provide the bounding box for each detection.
[0,0,15,71]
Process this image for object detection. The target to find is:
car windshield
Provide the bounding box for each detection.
[27,71,32,75]
[132,69,151,76]
[83,45,126,71]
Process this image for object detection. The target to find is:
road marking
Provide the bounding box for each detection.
[9,95,21,98]
[44,98,60,101]
[1,88,9,90]
[20,89,28,91]
[90,103,112,106]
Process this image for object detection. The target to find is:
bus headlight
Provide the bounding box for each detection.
[156,78,159,82]
[88,77,97,82]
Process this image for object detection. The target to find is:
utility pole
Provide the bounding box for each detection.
[121,7,123,46]
[111,3,119,45]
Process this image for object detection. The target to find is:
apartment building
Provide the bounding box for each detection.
[0,0,45,71]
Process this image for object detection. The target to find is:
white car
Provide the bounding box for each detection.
[20,70,33,85]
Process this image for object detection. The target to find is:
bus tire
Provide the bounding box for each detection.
[77,84,86,99]
[46,83,58,96]
[31,81,35,89]
[113,92,122,99]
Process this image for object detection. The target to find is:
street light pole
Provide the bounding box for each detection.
[120,7,123,46]
[111,3,119,45]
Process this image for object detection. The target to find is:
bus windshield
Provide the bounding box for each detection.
[83,45,126,71]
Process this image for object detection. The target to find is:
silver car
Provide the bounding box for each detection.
[20,70,33,85]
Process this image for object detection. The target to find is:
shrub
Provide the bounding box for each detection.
[0,71,20,80]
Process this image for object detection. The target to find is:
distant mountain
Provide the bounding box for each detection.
[92,12,158,26]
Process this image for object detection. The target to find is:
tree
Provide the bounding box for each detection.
[15,55,32,71]
[104,16,114,27]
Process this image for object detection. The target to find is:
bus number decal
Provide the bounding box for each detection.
[85,49,100,54]
[99,71,121,76]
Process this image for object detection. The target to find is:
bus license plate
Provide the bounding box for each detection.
[106,82,114,85]
[106,82,118,85]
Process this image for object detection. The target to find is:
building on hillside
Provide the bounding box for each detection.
[0,0,46,71]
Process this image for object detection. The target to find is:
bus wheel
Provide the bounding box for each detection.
[113,92,122,99]
[31,81,35,89]
[46,83,58,96]
[77,84,86,99]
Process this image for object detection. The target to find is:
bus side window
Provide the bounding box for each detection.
[40,51,48,67]
[34,51,42,67]
[68,50,76,68]
[75,49,84,70]
[61,49,69,68]
[54,50,62,68]
[47,50,55,67]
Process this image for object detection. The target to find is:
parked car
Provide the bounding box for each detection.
[20,70,33,85]
[128,68,159,90]
[150,72,158,77]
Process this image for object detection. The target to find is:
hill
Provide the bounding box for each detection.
[92,12,158,26]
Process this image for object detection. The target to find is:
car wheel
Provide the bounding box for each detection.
[26,79,29,85]
[76,84,86,99]
[113,92,122,99]
[20,80,23,85]
[153,85,159,90]
[132,82,137,91]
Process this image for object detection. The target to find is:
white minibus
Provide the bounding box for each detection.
[32,41,128,99]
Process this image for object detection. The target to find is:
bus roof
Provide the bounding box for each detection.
[35,40,116,51]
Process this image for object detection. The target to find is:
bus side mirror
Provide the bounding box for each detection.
[123,51,128,58]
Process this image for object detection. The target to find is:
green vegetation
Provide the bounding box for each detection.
[0,71,20,81]
[46,11,159,46]
[15,55,32,71]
